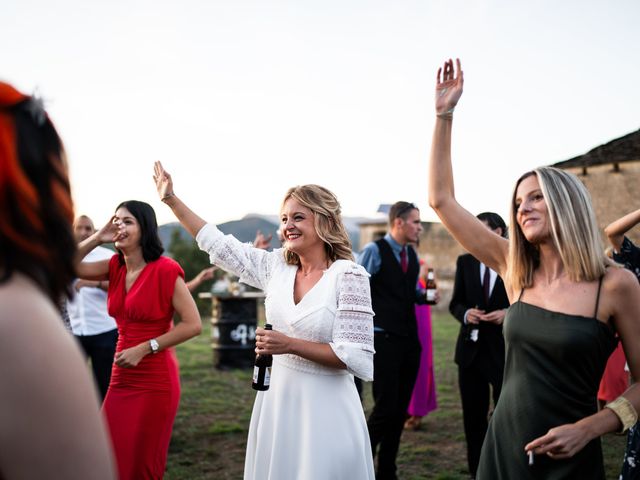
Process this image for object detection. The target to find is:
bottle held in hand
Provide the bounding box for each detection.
[425,268,438,305]
[252,324,273,391]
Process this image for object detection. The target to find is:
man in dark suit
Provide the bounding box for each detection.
[358,201,424,480]
[449,212,510,480]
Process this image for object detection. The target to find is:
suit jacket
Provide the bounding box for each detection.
[449,254,509,369]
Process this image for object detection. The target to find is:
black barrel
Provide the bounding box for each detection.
[208,292,264,369]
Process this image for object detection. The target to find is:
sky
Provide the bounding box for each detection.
[3,0,639,227]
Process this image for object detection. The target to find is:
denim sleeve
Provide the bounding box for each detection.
[356,242,381,276]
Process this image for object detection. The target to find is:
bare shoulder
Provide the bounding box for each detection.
[0,275,81,381]
[602,266,640,320]
[0,276,116,480]
[603,265,638,294]
[0,275,61,340]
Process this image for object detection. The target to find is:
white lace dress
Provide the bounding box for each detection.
[196,224,376,480]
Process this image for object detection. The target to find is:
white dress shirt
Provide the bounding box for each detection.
[68,246,117,336]
[463,263,498,325]
[479,263,497,296]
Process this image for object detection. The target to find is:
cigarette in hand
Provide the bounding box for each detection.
[528,451,534,466]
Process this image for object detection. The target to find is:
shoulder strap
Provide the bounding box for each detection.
[517,287,525,301]
[594,275,605,318]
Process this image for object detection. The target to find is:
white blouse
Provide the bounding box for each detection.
[196,223,375,380]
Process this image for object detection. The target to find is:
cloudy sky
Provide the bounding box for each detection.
[3,0,639,228]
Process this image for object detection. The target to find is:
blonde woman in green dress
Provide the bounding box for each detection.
[428,58,640,479]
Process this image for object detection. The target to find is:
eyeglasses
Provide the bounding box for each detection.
[393,202,417,219]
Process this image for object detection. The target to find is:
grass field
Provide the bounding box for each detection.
[166,313,626,479]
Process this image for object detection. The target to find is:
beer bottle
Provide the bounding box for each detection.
[425,268,437,305]
[252,323,273,391]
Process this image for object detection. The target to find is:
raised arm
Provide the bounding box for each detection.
[153,161,274,290]
[185,266,216,292]
[253,230,273,250]
[605,208,640,252]
[75,217,122,281]
[428,58,508,275]
[153,161,207,238]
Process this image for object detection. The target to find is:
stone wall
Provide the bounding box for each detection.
[563,160,640,246]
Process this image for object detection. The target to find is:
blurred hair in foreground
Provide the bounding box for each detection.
[0,82,75,302]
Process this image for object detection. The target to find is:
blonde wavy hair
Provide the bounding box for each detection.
[506,166,610,290]
[280,184,354,265]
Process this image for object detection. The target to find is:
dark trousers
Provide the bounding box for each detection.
[75,328,118,402]
[458,358,503,477]
[368,333,421,479]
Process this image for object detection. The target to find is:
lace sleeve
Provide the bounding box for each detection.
[329,263,375,381]
[195,223,279,290]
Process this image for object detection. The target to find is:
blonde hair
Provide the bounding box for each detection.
[506,166,609,290]
[280,185,354,265]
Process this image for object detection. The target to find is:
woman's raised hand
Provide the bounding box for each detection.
[435,58,464,117]
[96,216,124,244]
[152,160,207,238]
[153,161,174,201]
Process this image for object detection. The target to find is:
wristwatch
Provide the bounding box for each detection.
[149,338,160,354]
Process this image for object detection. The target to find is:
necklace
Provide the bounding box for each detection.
[300,269,320,278]
[299,259,331,277]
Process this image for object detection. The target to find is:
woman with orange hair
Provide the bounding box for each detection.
[0,83,116,479]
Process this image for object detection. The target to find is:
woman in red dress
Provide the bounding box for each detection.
[76,200,202,480]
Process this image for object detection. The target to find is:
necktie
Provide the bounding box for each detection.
[482,264,491,305]
[400,247,408,273]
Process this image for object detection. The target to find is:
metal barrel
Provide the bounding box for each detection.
[205,292,265,369]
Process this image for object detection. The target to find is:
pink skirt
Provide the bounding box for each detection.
[408,304,437,417]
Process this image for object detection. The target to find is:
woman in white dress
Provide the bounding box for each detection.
[153,162,376,480]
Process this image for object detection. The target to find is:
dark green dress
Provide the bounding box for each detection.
[477,286,616,479]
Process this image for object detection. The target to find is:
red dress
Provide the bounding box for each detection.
[598,340,628,403]
[103,255,183,480]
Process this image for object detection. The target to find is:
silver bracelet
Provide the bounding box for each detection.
[436,107,455,120]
